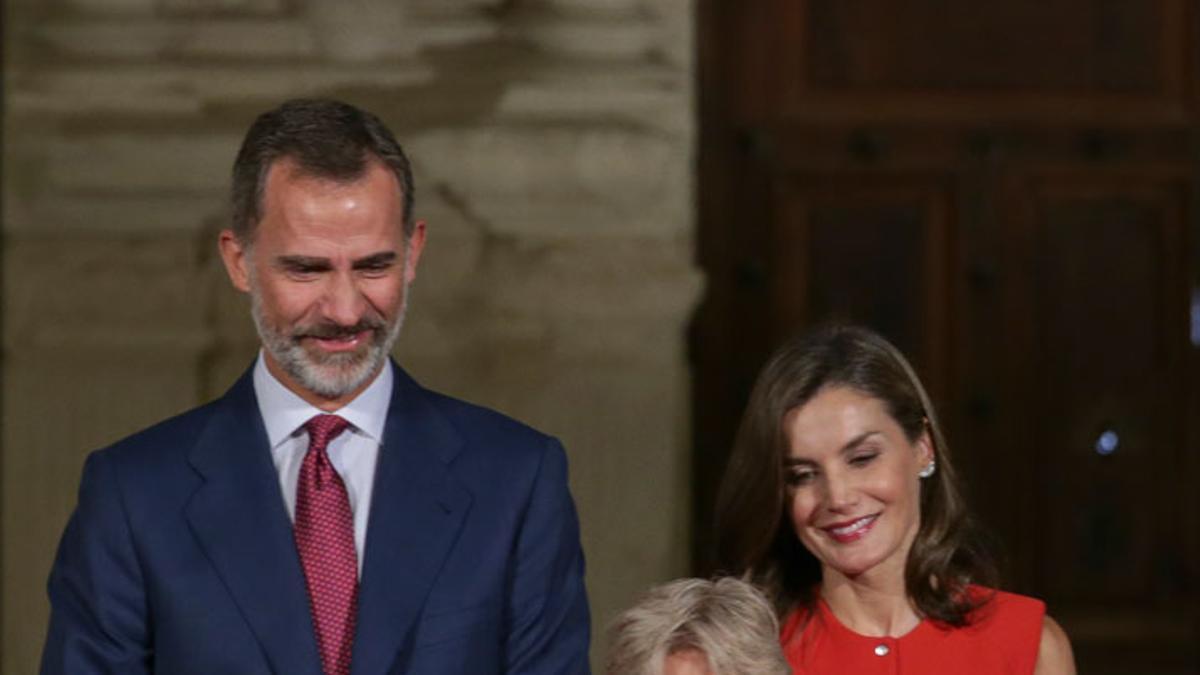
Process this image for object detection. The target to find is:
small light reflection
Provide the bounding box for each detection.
[1192,289,1200,347]
[1095,430,1119,456]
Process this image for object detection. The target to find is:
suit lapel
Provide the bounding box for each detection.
[184,369,322,675]
[351,364,473,675]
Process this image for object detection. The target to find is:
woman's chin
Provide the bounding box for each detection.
[822,554,881,580]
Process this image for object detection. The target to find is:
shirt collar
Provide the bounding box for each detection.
[252,351,393,448]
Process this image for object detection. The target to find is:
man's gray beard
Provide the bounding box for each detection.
[250,287,409,400]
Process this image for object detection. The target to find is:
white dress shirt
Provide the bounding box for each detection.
[252,353,391,574]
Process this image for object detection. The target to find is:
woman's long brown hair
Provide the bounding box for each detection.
[714,325,997,626]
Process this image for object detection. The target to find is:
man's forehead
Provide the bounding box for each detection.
[260,161,402,227]
[265,155,394,191]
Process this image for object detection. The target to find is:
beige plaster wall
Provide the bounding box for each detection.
[2,0,699,671]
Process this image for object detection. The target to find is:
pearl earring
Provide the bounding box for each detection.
[918,461,936,479]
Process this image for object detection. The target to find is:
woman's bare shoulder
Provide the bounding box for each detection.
[1033,615,1076,675]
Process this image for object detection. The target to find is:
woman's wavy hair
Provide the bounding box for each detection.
[714,324,997,626]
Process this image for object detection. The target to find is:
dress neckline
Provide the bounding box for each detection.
[814,593,934,644]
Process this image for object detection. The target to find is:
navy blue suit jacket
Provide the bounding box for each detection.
[41,363,591,674]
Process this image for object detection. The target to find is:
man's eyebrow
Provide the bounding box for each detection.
[275,255,330,269]
[352,252,398,268]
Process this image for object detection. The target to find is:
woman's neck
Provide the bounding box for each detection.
[819,567,921,638]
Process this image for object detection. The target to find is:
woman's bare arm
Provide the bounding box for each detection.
[1033,615,1076,675]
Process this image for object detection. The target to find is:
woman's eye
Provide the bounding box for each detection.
[786,470,816,486]
[849,452,878,467]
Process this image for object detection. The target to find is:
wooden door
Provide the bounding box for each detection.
[695,2,1200,672]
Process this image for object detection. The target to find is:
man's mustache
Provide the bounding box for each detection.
[294,318,384,340]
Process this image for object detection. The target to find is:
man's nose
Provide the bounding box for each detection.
[321,272,367,326]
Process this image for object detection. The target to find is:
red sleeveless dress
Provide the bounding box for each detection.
[780,588,1045,675]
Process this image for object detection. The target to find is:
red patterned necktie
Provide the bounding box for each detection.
[294,414,358,675]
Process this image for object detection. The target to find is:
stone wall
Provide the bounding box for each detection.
[2,0,698,670]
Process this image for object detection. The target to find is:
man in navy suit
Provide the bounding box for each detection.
[41,98,591,674]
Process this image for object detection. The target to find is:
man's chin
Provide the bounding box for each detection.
[294,367,374,399]
[313,357,375,385]
[303,348,373,368]
[273,344,386,399]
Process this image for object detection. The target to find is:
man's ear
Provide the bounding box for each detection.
[403,219,427,285]
[218,229,252,293]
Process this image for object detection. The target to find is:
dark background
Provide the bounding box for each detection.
[692,2,1200,673]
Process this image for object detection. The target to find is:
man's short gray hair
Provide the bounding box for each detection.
[605,577,791,675]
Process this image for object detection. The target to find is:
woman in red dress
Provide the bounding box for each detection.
[714,325,1075,674]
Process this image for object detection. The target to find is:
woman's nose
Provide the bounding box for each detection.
[821,472,859,511]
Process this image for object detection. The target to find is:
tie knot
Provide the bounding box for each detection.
[305,414,351,451]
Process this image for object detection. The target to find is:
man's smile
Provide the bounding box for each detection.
[307,330,373,353]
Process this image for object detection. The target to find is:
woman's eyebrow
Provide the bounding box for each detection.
[784,431,880,466]
[840,431,882,455]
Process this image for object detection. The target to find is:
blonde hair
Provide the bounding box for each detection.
[606,577,790,675]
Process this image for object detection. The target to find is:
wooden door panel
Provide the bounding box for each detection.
[1026,179,1189,604]
[803,1,1175,93]
[756,0,1190,123]
[771,178,952,399]
[699,1,1200,669]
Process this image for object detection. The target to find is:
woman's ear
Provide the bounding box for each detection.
[915,426,935,467]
